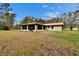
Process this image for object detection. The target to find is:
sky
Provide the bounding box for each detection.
[10,3,78,22]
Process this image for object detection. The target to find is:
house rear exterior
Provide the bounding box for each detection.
[21,22,64,31]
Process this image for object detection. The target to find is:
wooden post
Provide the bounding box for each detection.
[42,26,43,30]
[34,25,37,31]
[49,26,52,30]
[21,26,23,30]
[27,25,28,31]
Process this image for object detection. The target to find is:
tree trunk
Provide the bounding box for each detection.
[70,25,73,30]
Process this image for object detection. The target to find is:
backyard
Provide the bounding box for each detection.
[0,30,79,55]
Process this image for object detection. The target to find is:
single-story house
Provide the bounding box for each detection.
[21,22,64,31]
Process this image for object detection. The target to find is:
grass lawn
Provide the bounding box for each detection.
[0,30,79,56]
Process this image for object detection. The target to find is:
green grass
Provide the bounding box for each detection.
[0,30,79,55]
[53,31,79,48]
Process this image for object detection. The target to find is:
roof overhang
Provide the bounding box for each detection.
[21,22,64,26]
[43,22,64,26]
[21,22,43,25]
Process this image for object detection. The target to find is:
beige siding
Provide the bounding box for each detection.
[53,26,62,31]
[46,27,53,31]
[46,26,63,31]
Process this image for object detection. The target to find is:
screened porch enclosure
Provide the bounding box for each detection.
[21,24,45,31]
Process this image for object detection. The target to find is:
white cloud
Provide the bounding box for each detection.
[44,12,60,18]
[9,11,15,13]
[55,12,60,15]
[57,6,61,9]
[50,7,54,10]
[46,12,56,18]
[50,6,61,10]
[42,5,48,8]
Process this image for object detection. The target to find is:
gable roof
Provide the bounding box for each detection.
[21,22,64,26]
[21,22,43,25]
[43,22,64,26]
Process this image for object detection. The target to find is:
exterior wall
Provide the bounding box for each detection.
[21,25,63,31]
[46,26,53,31]
[46,26,63,31]
[73,27,78,30]
[53,26,63,31]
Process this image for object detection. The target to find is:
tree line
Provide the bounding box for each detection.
[0,3,16,30]
[21,10,79,30]
[62,10,79,30]
[0,3,79,30]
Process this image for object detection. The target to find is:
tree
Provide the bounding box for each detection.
[14,24,21,30]
[21,16,32,24]
[0,3,16,30]
[61,11,79,30]
[21,16,39,24]
[38,18,45,23]
[0,3,12,14]
[4,13,16,29]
